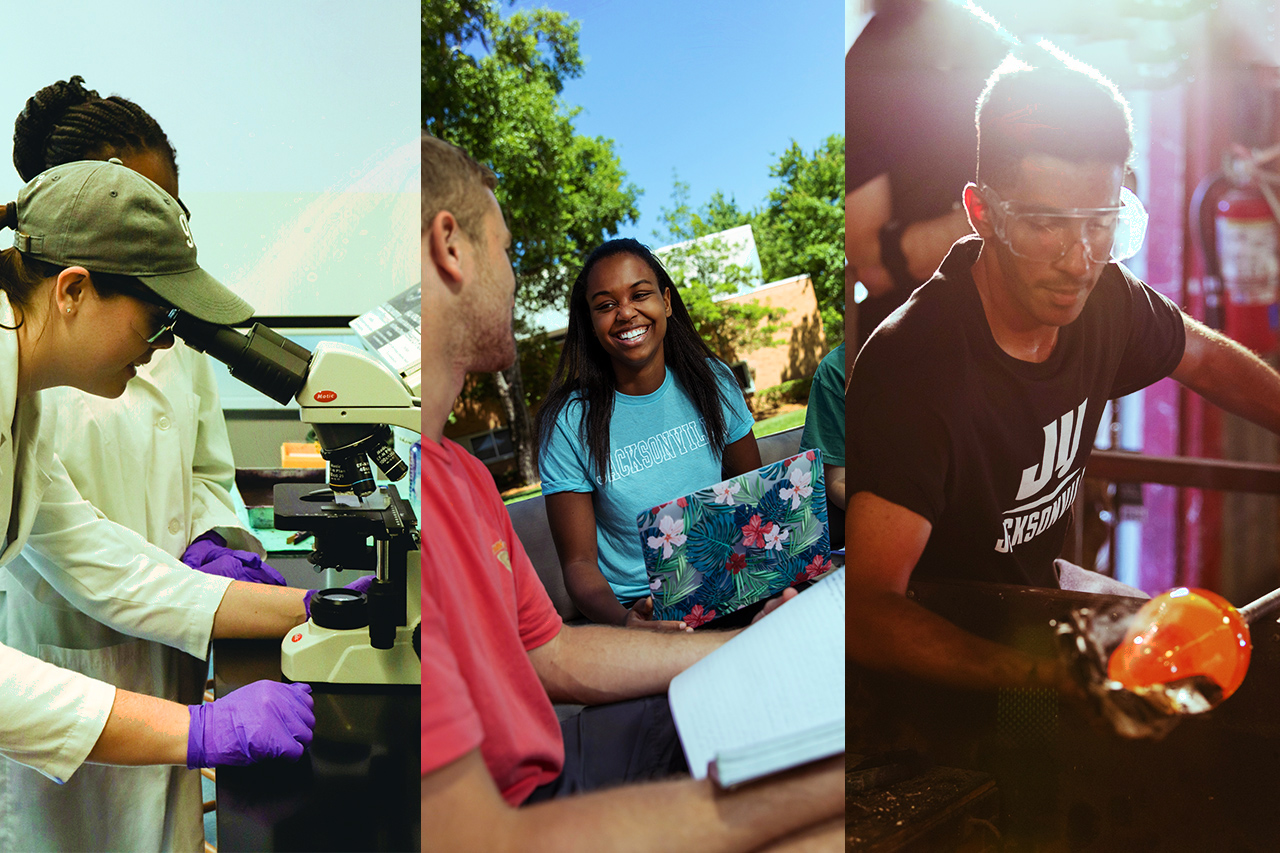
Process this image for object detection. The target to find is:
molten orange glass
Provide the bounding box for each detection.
[1107,587,1252,701]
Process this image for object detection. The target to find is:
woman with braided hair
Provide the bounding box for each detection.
[0,79,321,852]
[12,76,178,190]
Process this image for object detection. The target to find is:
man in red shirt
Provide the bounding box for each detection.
[420,134,842,851]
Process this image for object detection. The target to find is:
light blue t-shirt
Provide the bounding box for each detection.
[539,361,755,603]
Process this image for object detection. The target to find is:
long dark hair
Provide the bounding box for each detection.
[536,238,732,484]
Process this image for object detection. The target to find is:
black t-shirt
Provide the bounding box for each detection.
[849,237,1186,588]
[846,0,1011,344]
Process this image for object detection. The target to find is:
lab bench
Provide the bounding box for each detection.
[211,556,420,852]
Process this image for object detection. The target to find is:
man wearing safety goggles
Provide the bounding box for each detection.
[847,53,1280,695]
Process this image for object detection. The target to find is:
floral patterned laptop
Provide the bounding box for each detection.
[636,450,833,626]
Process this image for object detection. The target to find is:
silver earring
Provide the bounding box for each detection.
[65,307,71,313]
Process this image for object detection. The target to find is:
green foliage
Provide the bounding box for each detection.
[754,135,846,345]
[730,562,774,610]
[656,176,753,243]
[688,512,736,574]
[787,509,824,554]
[753,377,814,411]
[654,137,846,347]
[753,406,809,436]
[423,0,640,311]
[658,233,786,364]
[659,552,700,607]
[652,178,784,363]
[425,0,641,486]
[515,332,561,411]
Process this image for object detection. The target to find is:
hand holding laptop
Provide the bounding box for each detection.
[623,595,694,632]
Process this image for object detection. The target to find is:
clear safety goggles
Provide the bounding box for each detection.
[983,184,1148,264]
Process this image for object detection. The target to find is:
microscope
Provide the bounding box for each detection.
[174,316,421,686]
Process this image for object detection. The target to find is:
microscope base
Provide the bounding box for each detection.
[281,621,420,685]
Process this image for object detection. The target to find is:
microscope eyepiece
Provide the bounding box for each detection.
[173,315,311,405]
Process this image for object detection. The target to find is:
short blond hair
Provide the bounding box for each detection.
[422,133,497,239]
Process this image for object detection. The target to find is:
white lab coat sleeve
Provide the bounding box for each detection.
[16,453,233,659]
[0,640,115,784]
[186,352,265,556]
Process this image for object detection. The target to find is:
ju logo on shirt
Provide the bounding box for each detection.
[994,399,1088,554]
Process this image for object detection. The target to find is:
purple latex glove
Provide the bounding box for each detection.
[181,531,285,586]
[304,574,375,620]
[186,681,314,769]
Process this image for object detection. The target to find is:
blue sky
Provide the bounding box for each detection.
[4,1,419,316]
[3,0,417,200]
[507,0,844,242]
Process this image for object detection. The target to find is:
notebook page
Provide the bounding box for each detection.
[668,568,845,780]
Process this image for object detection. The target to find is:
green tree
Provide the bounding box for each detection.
[753,135,846,345]
[655,138,844,346]
[655,175,752,242]
[653,180,784,366]
[424,0,640,486]
[657,235,785,365]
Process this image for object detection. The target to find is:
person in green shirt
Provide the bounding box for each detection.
[799,342,845,547]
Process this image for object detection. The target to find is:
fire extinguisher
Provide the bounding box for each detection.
[1192,151,1280,354]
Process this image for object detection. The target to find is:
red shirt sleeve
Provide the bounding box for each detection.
[419,438,565,801]
[420,582,483,776]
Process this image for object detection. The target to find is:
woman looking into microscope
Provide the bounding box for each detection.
[0,159,315,851]
[1,75,293,852]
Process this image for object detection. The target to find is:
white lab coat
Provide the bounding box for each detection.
[0,295,235,853]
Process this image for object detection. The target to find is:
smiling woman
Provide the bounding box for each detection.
[534,238,763,628]
[585,252,673,392]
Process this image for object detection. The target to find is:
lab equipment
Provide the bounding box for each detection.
[173,315,421,685]
[303,574,375,619]
[280,484,419,683]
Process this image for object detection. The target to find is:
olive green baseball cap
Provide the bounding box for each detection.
[13,159,253,324]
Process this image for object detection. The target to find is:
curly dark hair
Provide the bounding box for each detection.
[535,238,733,484]
[13,75,177,182]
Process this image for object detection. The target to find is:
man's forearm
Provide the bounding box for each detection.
[211,582,307,639]
[423,750,842,853]
[532,623,736,704]
[848,587,1067,692]
[518,756,842,853]
[1175,318,1280,435]
[899,207,972,283]
[846,172,970,298]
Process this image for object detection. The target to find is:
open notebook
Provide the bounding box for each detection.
[668,568,845,787]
